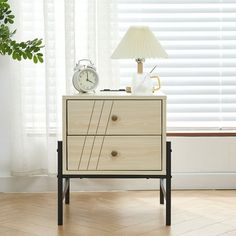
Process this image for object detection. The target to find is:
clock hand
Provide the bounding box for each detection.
[87,79,95,84]
[86,71,88,80]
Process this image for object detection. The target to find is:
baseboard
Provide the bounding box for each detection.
[0,173,235,192]
[172,173,236,189]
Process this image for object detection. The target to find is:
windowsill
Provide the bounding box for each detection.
[167,131,236,137]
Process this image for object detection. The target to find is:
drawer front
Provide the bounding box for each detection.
[106,100,162,135]
[67,136,162,171]
[67,100,162,135]
[67,100,95,135]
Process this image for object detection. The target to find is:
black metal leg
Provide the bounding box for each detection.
[57,141,63,225]
[166,176,171,226]
[56,139,172,227]
[160,179,164,204]
[65,178,70,204]
[166,141,172,226]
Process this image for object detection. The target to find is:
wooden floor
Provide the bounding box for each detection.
[0,190,236,236]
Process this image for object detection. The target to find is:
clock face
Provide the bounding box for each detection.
[74,68,99,92]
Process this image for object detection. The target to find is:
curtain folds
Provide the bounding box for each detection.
[9,0,66,175]
[8,0,116,175]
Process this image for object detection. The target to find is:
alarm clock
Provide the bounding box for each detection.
[72,59,99,93]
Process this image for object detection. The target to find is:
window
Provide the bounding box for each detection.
[74,0,236,131]
[110,0,236,131]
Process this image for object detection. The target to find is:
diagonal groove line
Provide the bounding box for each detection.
[77,101,96,170]
[87,101,105,170]
[96,101,114,170]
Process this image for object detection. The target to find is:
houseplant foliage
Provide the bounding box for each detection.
[0,0,44,63]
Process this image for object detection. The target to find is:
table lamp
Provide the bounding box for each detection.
[111,26,168,74]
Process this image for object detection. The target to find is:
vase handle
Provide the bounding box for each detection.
[150,74,161,92]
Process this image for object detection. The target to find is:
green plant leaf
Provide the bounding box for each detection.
[22,52,27,59]
[19,42,26,48]
[8,18,13,24]
[0,0,44,63]
[36,39,42,46]
[33,47,40,52]
[16,53,21,61]
[38,56,43,63]
[12,50,17,59]
[10,40,16,46]
[33,55,38,63]
[26,51,32,59]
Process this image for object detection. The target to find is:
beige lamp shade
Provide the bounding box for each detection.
[111,26,168,59]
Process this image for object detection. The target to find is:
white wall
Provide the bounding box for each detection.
[172,137,236,173]
[170,137,236,189]
[0,56,12,176]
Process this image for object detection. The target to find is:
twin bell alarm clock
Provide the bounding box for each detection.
[72,59,99,93]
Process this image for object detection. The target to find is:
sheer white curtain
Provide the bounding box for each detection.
[74,0,120,89]
[9,0,66,175]
[8,0,115,175]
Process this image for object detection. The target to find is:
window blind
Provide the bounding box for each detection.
[111,0,236,131]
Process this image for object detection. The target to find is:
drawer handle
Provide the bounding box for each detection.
[111,151,118,157]
[111,115,118,121]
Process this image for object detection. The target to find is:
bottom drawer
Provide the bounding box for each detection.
[67,136,162,171]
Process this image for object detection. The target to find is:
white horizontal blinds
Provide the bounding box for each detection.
[114,0,236,131]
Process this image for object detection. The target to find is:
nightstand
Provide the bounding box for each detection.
[57,92,172,225]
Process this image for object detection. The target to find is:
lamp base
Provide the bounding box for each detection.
[136,58,145,74]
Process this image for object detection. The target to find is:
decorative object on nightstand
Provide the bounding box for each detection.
[72,59,99,93]
[132,66,161,94]
[111,26,167,93]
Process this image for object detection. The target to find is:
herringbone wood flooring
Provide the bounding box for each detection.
[0,190,236,236]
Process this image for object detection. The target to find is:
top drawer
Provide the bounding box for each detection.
[67,99,162,135]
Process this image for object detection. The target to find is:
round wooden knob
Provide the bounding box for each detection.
[111,151,118,157]
[111,115,118,121]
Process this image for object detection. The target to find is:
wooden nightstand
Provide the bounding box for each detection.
[57,93,172,226]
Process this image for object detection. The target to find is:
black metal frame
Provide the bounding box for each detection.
[57,141,172,226]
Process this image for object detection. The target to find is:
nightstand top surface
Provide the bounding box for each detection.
[63,91,166,100]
